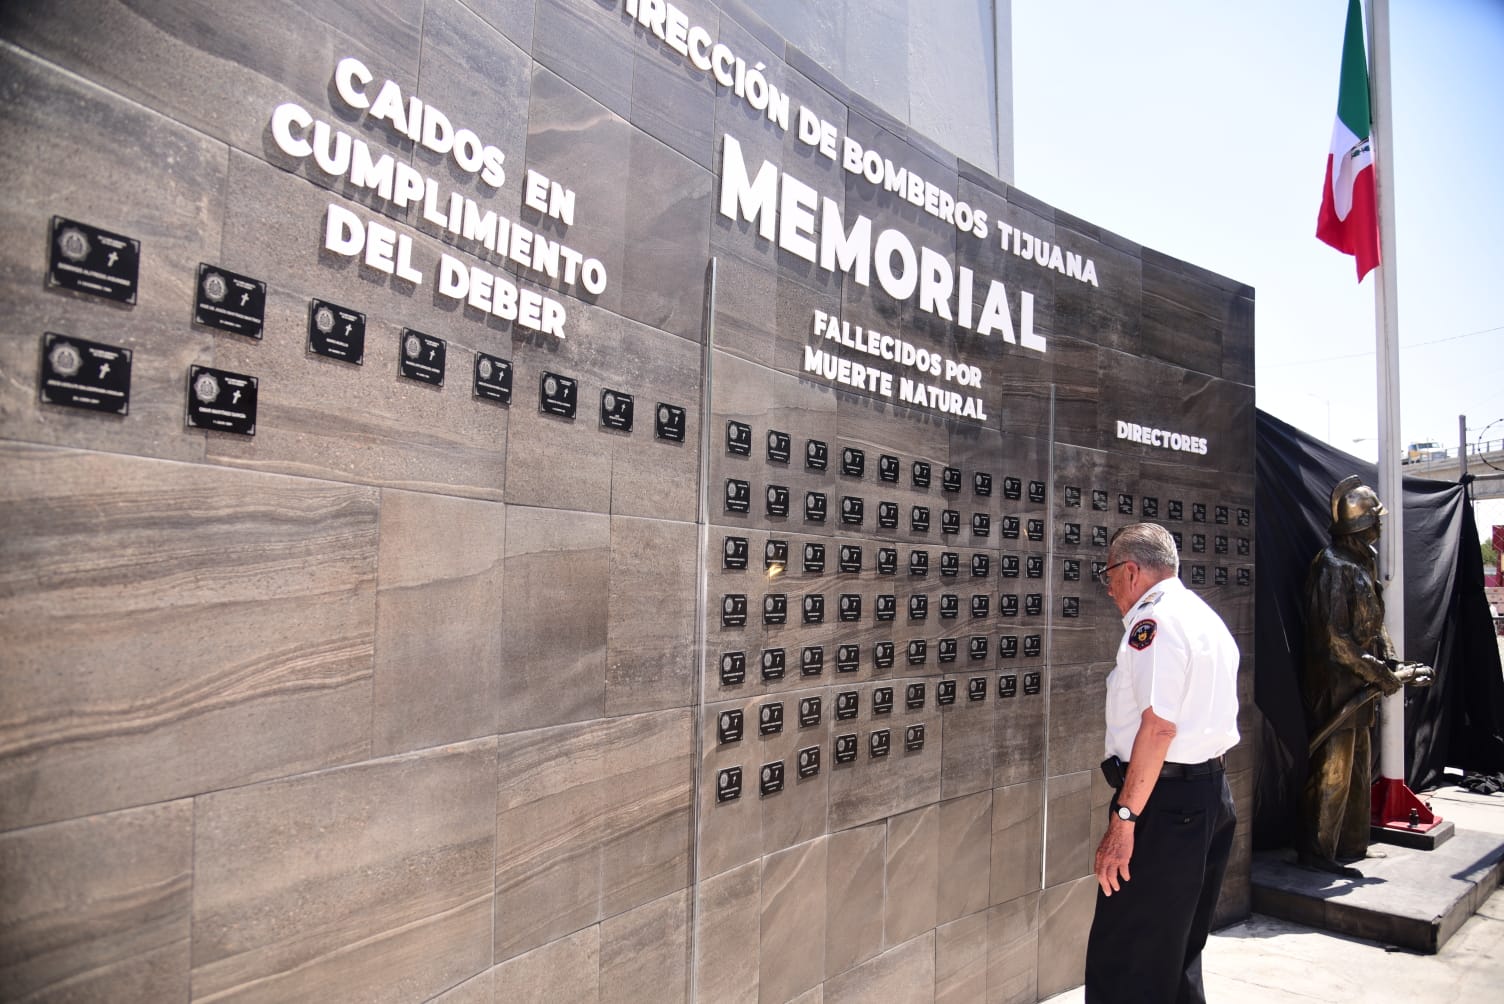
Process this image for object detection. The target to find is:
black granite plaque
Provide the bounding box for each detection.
[1168,499,1184,521]
[1064,523,1081,546]
[841,496,865,525]
[1215,536,1229,555]
[1238,507,1251,527]
[308,298,366,364]
[1023,635,1042,657]
[1092,560,1108,582]
[766,428,790,462]
[805,438,828,470]
[766,484,790,518]
[941,509,961,535]
[1190,565,1206,585]
[800,645,824,675]
[942,466,962,493]
[1142,496,1159,518]
[1002,516,1020,540]
[761,648,786,680]
[655,402,686,441]
[968,677,988,701]
[766,538,789,571]
[904,724,925,752]
[759,760,785,796]
[873,687,895,715]
[399,329,446,386]
[1192,502,1207,522]
[758,701,784,735]
[972,554,991,577]
[803,542,826,574]
[972,594,990,618]
[836,691,860,720]
[718,709,745,744]
[939,593,959,619]
[875,594,897,621]
[969,635,989,660]
[1093,489,1110,511]
[38,333,131,414]
[1024,593,1043,616]
[1216,505,1230,525]
[1093,525,1109,547]
[716,766,742,802]
[869,729,891,758]
[1064,558,1081,582]
[873,641,896,669]
[1173,531,1184,550]
[185,365,257,435]
[879,453,900,482]
[834,733,859,763]
[473,352,513,404]
[727,420,752,455]
[1000,594,1018,616]
[838,593,862,622]
[1192,533,1206,553]
[999,675,1017,699]
[1117,493,1134,515]
[802,594,825,625]
[970,513,990,537]
[1215,566,1229,585]
[719,651,746,685]
[909,550,929,576]
[721,594,747,627]
[1237,568,1251,586]
[599,388,633,431]
[1029,480,1047,504]
[1026,555,1044,579]
[912,460,931,488]
[1027,519,1044,542]
[837,644,860,673]
[940,551,960,577]
[999,635,1018,659]
[1001,556,1019,578]
[878,501,899,529]
[841,446,866,477]
[1062,596,1080,618]
[194,263,266,337]
[906,639,928,666]
[937,638,958,663]
[839,544,863,573]
[1023,672,1042,696]
[538,371,580,419]
[763,593,788,625]
[908,594,929,621]
[1238,537,1250,556]
[1004,477,1023,500]
[723,536,749,570]
[48,216,139,303]
[937,680,958,704]
[974,472,993,496]
[878,548,898,575]
[911,505,931,533]
[725,478,751,514]
[797,745,821,779]
[1064,485,1082,507]
[804,491,827,522]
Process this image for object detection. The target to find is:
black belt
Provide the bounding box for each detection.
[1151,757,1224,780]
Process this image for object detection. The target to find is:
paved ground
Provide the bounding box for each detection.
[1045,785,1504,1003]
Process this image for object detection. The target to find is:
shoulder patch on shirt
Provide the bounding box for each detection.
[1129,619,1157,650]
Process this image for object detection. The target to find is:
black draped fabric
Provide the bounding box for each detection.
[1252,410,1504,850]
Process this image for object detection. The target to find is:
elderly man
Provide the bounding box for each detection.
[1085,523,1240,1004]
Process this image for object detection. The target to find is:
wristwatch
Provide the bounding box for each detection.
[1113,801,1140,823]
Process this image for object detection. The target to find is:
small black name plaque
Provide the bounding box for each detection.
[38,333,131,415]
[399,329,446,386]
[307,298,366,364]
[599,388,633,431]
[194,263,266,337]
[539,371,578,418]
[473,353,513,404]
[655,403,686,441]
[186,365,257,436]
[48,216,139,303]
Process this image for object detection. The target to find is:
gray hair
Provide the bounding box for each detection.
[1108,523,1179,574]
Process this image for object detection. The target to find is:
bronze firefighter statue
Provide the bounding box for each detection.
[1300,476,1433,876]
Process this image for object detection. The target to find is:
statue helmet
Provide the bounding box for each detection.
[1329,474,1386,535]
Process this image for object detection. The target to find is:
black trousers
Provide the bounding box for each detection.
[1084,773,1237,1004]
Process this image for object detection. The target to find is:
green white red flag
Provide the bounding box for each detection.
[1316,0,1380,281]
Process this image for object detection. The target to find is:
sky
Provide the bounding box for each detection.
[1010,0,1504,541]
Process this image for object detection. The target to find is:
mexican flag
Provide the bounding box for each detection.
[1316,0,1380,281]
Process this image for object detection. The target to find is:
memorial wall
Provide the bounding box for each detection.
[0,2,1255,1001]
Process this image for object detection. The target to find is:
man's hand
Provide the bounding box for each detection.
[1094,816,1134,895]
[1391,661,1435,688]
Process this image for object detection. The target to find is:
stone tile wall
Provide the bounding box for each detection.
[0,2,1254,1001]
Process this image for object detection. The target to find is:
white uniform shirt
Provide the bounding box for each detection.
[1104,575,1240,763]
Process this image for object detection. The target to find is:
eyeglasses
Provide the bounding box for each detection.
[1098,560,1131,590]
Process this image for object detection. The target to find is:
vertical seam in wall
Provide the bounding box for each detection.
[687,256,716,1003]
[1041,383,1056,891]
